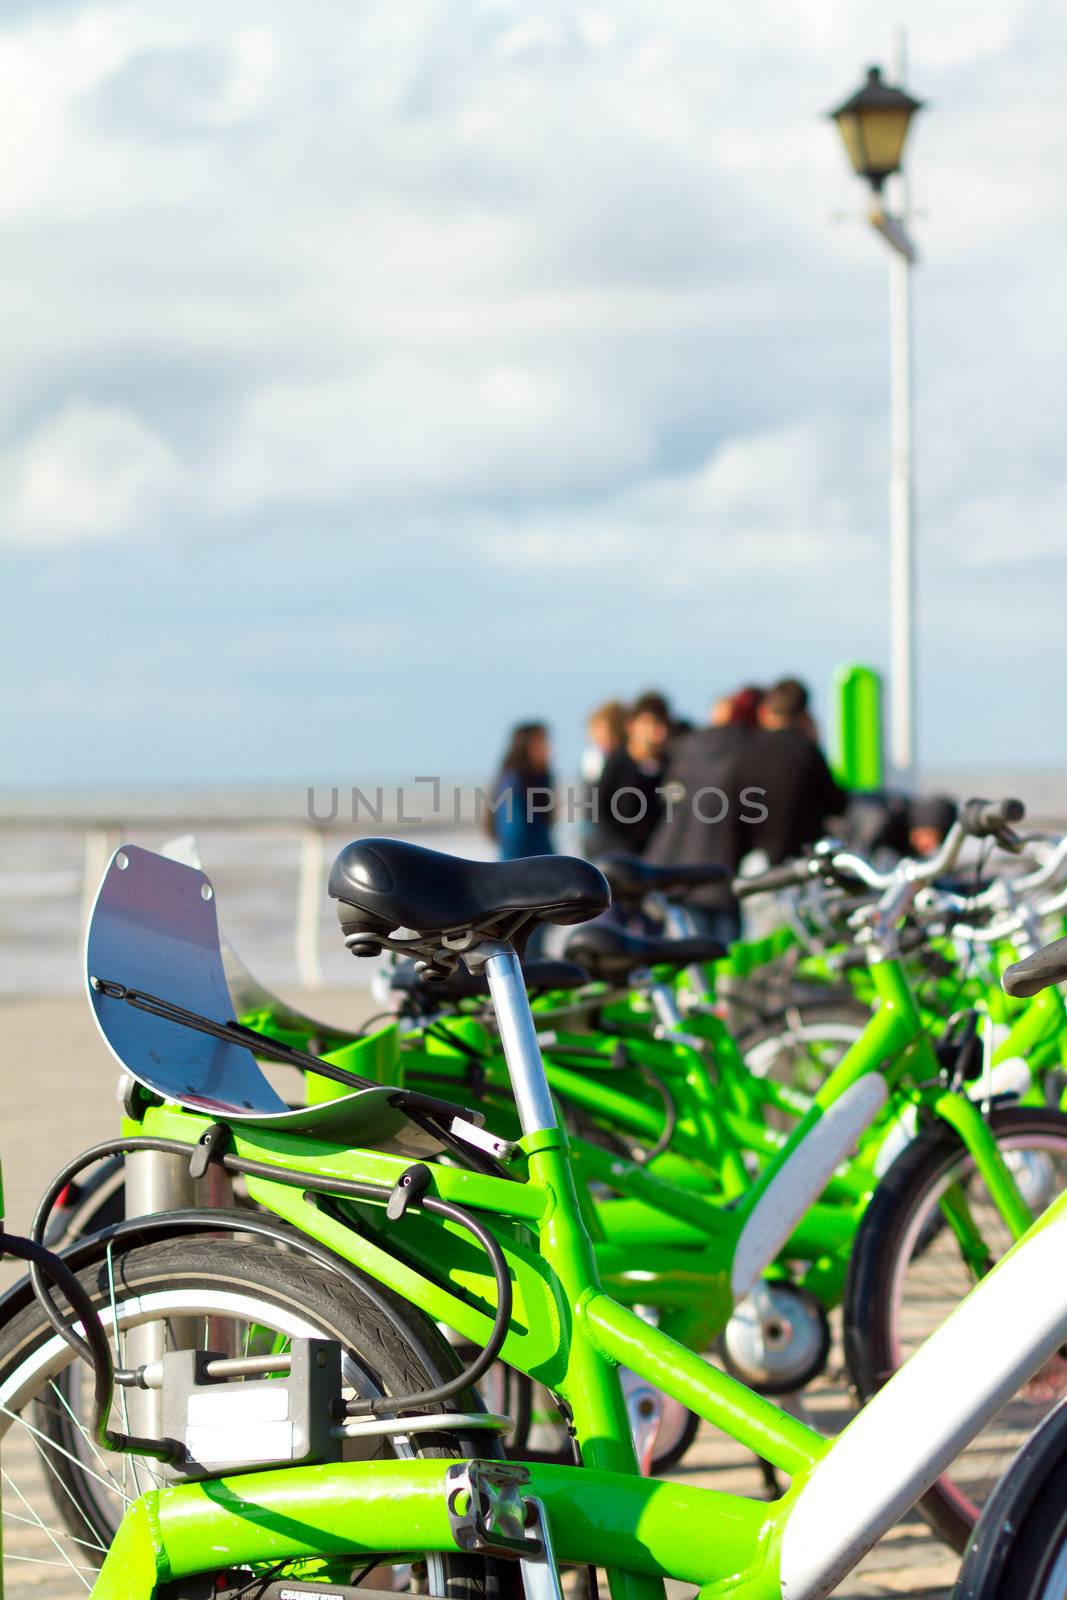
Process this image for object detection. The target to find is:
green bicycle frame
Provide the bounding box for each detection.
[246,951,1040,1341]
[96,1088,1067,1600]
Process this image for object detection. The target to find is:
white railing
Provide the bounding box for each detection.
[0,809,486,996]
[73,820,334,988]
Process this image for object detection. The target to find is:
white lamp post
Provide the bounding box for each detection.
[828,46,924,788]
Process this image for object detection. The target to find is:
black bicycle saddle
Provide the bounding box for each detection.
[330,838,610,943]
[564,922,725,984]
[594,854,728,909]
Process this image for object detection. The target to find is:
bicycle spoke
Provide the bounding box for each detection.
[47,1373,138,1506]
[15,1397,112,1549]
[0,1401,135,1504]
[3,1505,104,1554]
[108,1240,144,1503]
[4,1553,99,1571]
[2,1465,94,1589]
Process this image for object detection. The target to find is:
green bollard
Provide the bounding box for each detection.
[831,664,884,792]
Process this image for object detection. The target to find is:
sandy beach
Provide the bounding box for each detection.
[0,986,379,1234]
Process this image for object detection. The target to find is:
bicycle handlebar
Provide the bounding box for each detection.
[733,859,813,899]
[1008,830,1067,895]
[958,796,1025,839]
[731,797,1029,912]
[1003,935,1067,998]
[730,796,1067,969]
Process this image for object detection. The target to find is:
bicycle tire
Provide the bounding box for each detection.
[844,1104,1067,1553]
[739,999,868,1094]
[954,1397,1067,1599]
[0,1236,513,1597]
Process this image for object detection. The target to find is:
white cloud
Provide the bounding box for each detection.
[95,29,278,138]
[1,0,1066,778]
[0,0,1062,548]
[214,358,654,511]
[475,415,880,582]
[1,399,177,546]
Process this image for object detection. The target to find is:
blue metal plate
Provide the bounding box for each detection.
[85,844,444,1154]
[159,834,336,1033]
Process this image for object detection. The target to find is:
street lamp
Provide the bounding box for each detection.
[828,52,925,788]
[829,66,923,193]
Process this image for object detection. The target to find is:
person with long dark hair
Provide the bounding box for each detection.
[488,721,555,859]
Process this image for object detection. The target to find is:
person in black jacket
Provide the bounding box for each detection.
[732,678,846,865]
[593,692,670,855]
[643,689,761,943]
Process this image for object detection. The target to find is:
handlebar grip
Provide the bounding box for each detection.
[1003,936,1067,998]
[732,860,810,899]
[958,796,1025,838]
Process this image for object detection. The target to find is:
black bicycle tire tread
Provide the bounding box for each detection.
[954,1397,1067,1598]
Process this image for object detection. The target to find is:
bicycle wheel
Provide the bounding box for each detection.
[740,999,868,1096]
[0,1236,511,1598]
[954,1398,1067,1599]
[42,1157,125,1248]
[844,1105,1067,1553]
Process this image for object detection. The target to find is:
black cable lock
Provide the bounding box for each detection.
[4,1223,181,1462]
[387,1163,433,1220]
[189,1122,231,1181]
[30,1135,513,1425]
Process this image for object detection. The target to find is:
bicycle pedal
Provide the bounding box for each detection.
[160,1338,344,1479]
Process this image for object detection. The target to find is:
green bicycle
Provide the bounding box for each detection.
[44,807,1067,1545]
[4,824,1067,1598]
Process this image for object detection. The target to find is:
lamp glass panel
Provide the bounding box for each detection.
[834,111,868,176]
[854,106,912,175]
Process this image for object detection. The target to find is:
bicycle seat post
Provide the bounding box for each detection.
[662,904,715,1002]
[479,942,558,1136]
[638,974,677,1030]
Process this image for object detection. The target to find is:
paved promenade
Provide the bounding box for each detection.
[0,991,956,1597]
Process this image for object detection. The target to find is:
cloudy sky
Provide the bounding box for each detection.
[2,0,1065,790]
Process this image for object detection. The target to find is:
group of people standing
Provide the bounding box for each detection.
[488,678,846,943]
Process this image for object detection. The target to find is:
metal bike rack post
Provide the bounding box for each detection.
[123,1149,198,1484]
[81,824,121,934]
[295,825,326,990]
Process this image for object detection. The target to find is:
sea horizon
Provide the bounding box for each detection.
[2,769,1065,997]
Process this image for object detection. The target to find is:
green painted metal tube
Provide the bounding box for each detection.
[93,1459,781,1597]
[931,1088,1036,1241]
[594,1198,712,1248]
[580,1292,827,1476]
[137,1103,548,1224]
[540,1061,666,1140]
[994,986,1063,1068]
[573,1140,736,1240]
[90,1496,163,1599]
